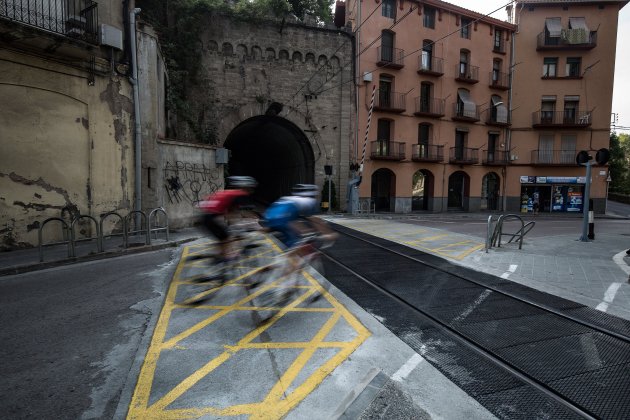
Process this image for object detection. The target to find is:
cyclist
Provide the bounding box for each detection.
[197,176,258,261]
[263,184,336,248]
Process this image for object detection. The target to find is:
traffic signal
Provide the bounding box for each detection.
[595,148,610,165]
[576,150,591,165]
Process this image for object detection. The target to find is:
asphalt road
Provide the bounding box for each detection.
[0,248,178,420]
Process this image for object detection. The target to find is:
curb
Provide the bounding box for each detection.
[0,237,200,277]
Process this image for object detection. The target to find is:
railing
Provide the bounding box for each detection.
[493,42,506,54]
[483,108,510,126]
[449,147,478,164]
[0,0,99,44]
[356,199,375,214]
[530,149,579,165]
[37,208,169,262]
[377,46,405,68]
[482,150,511,165]
[417,56,444,75]
[536,30,597,50]
[413,97,445,117]
[452,103,481,122]
[532,110,591,127]
[374,90,406,113]
[412,144,443,162]
[489,71,510,89]
[455,65,479,83]
[370,140,405,160]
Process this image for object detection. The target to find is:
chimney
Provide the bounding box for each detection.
[334,1,346,28]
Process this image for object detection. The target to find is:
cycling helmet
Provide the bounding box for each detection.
[292,184,319,197]
[227,176,258,189]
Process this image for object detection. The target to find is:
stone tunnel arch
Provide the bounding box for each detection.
[224,115,314,205]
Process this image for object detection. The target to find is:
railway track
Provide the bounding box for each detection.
[321,224,630,419]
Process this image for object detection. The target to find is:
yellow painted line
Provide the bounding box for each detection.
[416,234,450,242]
[127,242,371,420]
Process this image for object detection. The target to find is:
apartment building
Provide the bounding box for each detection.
[509,0,627,214]
[345,0,625,214]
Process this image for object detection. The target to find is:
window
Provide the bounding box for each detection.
[424,6,436,29]
[487,132,500,162]
[420,82,432,113]
[541,97,556,123]
[418,124,431,158]
[561,135,577,164]
[457,88,476,119]
[494,29,504,52]
[563,97,579,123]
[491,95,508,123]
[378,75,393,108]
[459,50,470,78]
[382,0,396,19]
[538,135,554,163]
[421,40,433,71]
[566,57,581,77]
[455,130,467,160]
[377,119,391,156]
[492,59,502,84]
[545,17,561,45]
[543,57,557,77]
[461,18,471,39]
[380,31,394,62]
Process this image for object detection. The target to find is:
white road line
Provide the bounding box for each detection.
[454,289,492,323]
[392,353,424,382]
[501,264,518,279]
[612,250,630,276]
[596,282,622,312]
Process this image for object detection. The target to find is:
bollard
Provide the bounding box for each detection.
[588,210,595,240]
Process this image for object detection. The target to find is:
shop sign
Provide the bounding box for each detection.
[519,176,586,184]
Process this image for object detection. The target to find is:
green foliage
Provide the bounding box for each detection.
[321,180,337,211]
[609,132,630,194]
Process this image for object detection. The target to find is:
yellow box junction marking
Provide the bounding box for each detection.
[127,240,371,420]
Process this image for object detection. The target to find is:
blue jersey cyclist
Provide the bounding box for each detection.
[263,184,336,248]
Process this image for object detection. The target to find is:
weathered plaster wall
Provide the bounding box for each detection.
[0,51,134,248]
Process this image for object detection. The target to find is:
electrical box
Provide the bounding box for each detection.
[100,24,123,50]
[216,148,230,164]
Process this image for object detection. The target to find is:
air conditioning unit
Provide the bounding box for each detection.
[100,24,123,50]
[65,15,86,36]
[510,154,518,161]
[363,72,373,83]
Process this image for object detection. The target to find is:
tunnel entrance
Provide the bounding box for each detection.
[224,115,314,205]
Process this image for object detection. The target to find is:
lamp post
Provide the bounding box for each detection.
[324,165,333,214]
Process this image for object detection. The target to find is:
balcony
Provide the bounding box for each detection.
[0,0,99,44]
[536,31,597,50]
[483,109,511,127]
[449,147,479,165]
[374,90,406,113]
[412,144,443,162]
[482,150,511,165]
[377,46,405,69]
[489,71,510,90]
[452,103,480,122]
[370,140,406,161]
[532,110,591,128]
[493,42,506,54]
[417,56,444,76]
[455,65,479,84]
[530,150,579,166]
[414,97,445,118]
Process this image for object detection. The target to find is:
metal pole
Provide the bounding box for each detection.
[579,162,592,241]
[129,8,142,226]
[328,176,332,214]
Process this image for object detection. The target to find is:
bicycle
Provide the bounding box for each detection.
[245,234,334,323]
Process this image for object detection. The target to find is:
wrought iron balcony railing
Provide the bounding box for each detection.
[412,144,443,162]
[536,31,597,50]
[482,150,511,165]
[0,0,99,44]
[483,108,511,126]
[414,97,445,118]
[532,110,591,128]
[449,147,479,164]
[417,56,444,76]
[455,65,479,84]
[377,46,405,69]
[452,103,481,122]
[370,140,406,160]
[374,90,406,113]
[530,149,579,166]
[489,71,510,90]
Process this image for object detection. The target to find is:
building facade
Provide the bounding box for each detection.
[345,0,625,214]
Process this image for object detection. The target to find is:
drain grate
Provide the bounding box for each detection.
[563,306,630,337]
[427,296,546,325]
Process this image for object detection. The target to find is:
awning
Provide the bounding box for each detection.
[458,89,477,118]
[545,17,562,37]
[569,17,589,32]
[542,95,557,101]
[564,95,580,102]
[492,97,508,124]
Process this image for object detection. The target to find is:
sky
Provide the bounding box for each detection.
[445,0,630,133]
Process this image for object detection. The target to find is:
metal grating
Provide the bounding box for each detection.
[496,283,585,310]
[549,363,630,419]
[563,307,630,338]
[496,332,630,382]
[458,313,591,350]
[427,296,546,326]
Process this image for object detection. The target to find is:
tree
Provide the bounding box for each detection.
[609,132,630,193]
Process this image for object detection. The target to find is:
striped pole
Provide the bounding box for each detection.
[359,84,376,176]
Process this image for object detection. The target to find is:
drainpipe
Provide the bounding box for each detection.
[129,8,142,219]
[504,27,516,213]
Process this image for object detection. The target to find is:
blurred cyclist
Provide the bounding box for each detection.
[197,176,258,260]
[263,184,336,248]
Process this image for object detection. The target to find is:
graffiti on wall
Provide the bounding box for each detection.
[164,161,221,205]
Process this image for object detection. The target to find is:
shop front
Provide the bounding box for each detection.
[519,176,585,213]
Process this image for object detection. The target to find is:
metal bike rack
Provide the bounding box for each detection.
[38,217,73,262]
[71,215,102,253]
[125,210,149,245]
[99,211,127,250]
[357,199,375,214]
[148,207,169,245]
[486,214,536,251]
